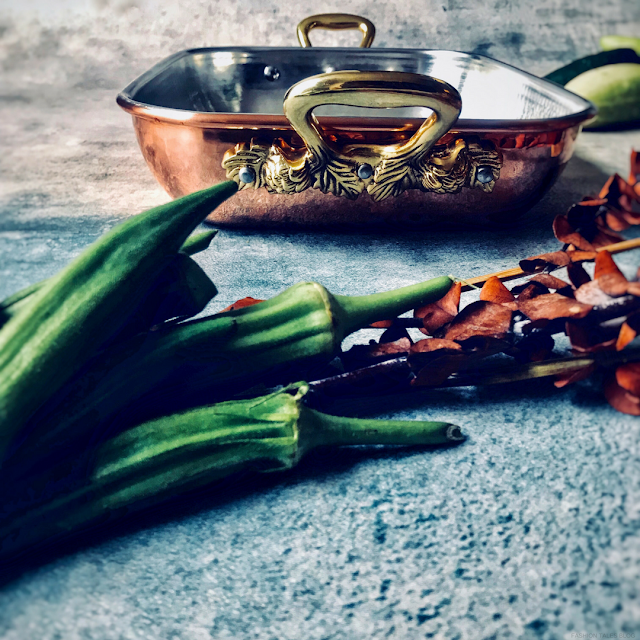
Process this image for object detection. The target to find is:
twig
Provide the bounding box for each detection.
[306,347,640,404]
[460,237,640,292]
[370,292,640,331]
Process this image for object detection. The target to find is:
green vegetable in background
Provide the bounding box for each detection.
[0,180,237,461]
[543,49,640,86]
[0,382,464,561]
[565,63,640,128]
[600,35,640,55]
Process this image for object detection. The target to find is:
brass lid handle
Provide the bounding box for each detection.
[296,14,376,48]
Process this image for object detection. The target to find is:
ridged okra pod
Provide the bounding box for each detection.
[0,383,464,561]
[10,276,454,472]
[0,181,237,458]
[0,228,219,328]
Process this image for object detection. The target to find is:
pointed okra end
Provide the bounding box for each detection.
[180,229,219,256]
[331,276,454,339]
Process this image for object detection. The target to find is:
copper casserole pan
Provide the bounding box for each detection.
[117,14,596,228]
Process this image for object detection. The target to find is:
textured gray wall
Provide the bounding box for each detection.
[2,0,640,94]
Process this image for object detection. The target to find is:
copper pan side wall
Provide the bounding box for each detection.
[131,116,579,229]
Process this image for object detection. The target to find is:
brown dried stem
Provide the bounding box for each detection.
[459,237,640,292]
[306,347,640,403]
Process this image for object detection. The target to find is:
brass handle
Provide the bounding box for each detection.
[223,71,502,201]
[296,14,375,48]
[283,70,462,167]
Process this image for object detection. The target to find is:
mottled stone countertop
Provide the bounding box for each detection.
[1,1,640,638]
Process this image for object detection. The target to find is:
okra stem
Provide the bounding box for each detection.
[303,408,464,449]
[334,276,454,336]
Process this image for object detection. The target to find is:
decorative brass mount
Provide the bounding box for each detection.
[223,70,502,202]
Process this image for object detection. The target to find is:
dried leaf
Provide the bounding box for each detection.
[479,276,517,306]
[567,249,598,263]
[515,282,549,302]
[410,338,462,354]
[553,214,595,251]
[518,293,592,321]
[218,297,264,313]
[615,362,640,396]
[594,250,628,297]
[578,197,607,207]
[604,375,640,415]
[566,321,616,353]
[591,218,625,249]
[372,338,412,355]
[574,280,616,306]
[594,250,622,281]
[554,363,596,388]
[444,300,512,342]
[343,338,411,365]
[519,251,571,273]
[567,262,591,289]
[414,281,461,335]
[616,321,637,351]
[604,207,631,232]
[600,173,640,212]
[412,353,466,387]
[530,273,571,291]
[370,319,394,328]
[565,199,625,249]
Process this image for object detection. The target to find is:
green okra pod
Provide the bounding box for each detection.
[0,182,237,458]
[0,229,219,328]
[0,383,464,561]
[9,276,454,475]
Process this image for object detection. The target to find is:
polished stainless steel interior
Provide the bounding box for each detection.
[122,47,594,125]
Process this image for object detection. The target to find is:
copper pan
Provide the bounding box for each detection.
[117,13,596,228]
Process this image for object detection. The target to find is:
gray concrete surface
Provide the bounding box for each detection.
[1,1,640,638]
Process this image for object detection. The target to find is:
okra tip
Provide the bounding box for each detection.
[180,229,219,256]
[445,424,466,442]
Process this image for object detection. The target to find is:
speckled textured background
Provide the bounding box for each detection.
[1,1,640,638]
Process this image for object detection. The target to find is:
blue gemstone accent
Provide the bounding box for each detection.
[357,163,373,180]
[238,166,256,184]
[476,166,494,184]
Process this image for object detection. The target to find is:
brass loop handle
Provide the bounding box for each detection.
[296,14,375,48]
[283,70,462,166]
[222,70,502,201]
